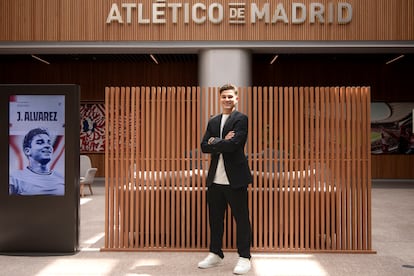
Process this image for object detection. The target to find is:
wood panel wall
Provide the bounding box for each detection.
[1,0,413,41]
[372,155,414,179]
[103,86,373,252]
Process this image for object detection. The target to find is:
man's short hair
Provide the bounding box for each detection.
[219,84,238,95]
[23,128,50,150]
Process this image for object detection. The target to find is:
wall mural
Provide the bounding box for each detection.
[79,101,414,155]
[371,102,414,154]
[80,102,105,153]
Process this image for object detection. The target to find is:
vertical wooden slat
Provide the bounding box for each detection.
[316,87,321,249]
[165,87,172,248]
[118,87,125,247]
[124,87,131,248]
[329,87,336,250]
[263,87,269,250]
[173,87,179,248]
[299,87,305,250]
[112,86,117,248]
[160,87,167,248]
[188,87,194,248]
[323,87,330,250]
[267,87,274,249]
[143,87,150,247]
[273,87,279,249]
[359,87,366,250]
[139,87,146,248]
[340,87,347,250]
[304,87,310,250]
[207,82,212,251]
[283,87,289,249]
[345,87,351,250]
[133,87,140,249]
[114,87,120,248]
[108,87,114,248]
[190,86,197,249]
[293,87,299,249]
[288,87,294,249]
[200,87,207,249]
[141,87,148,247]
[194,87,200,248]
[361,87,367,251]
[320,87,326,250]
[319,87,326,249]
[252,87,258,249]
[177,86,183,248]
[177,87,182,248]
[181,87,187,248]
[351,87,357,250]
[326,87,332,250]
[104,87,110,248]
[278,87,284,248]
[365,87,372,251]
[134,87,140,248]
[355,88,362,250]
[155,87,161,248]
[309,87,315,250]
[334,87,341,250]
[246,87,254,250]
[258,86,263,249]
[129,87,135,248]
[171,87,177,248]
[150,87,156,248]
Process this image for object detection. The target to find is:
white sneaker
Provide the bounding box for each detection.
[198,252,222,269]
[233,257,251,275]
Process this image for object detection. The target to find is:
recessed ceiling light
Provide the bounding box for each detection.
[270,55,279,65]
[385,54,404,65]
[150,54,159,64]
[31,54,50,65]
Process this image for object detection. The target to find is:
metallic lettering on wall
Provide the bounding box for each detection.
[106,1,352,25]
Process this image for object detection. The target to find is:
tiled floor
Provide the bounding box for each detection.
[1,180,413,276]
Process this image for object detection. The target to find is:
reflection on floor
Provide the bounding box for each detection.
[1,179,413,276]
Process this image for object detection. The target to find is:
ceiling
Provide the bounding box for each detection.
[1,53,412,66]
[0,53,198,63]
[1,40,413,65]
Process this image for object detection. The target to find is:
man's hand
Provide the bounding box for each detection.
[225,131,235,140]
[207,131,234,145]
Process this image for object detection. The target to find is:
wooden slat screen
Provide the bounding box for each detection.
[103,86,372,252]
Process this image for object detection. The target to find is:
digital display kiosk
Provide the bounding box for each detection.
[0,85,80,253]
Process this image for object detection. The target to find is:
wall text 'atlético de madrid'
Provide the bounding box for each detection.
[106,1,353,25]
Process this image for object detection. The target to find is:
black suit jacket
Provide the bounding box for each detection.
[201,110,253,189]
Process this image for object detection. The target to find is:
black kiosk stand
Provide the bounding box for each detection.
[0,85,80,254]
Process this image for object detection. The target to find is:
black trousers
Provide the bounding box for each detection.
[207,183,251,259]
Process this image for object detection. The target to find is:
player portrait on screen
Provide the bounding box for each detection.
[9,128,64,195]
[9,95,65,196]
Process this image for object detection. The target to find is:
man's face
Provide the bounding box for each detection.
[220,89,238,113]
[25,134,53,165]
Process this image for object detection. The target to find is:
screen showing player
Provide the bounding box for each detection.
[9,95,65,196]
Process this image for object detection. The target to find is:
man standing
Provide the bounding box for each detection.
[198,84,252,275]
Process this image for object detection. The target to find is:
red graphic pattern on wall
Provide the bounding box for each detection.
[80,103,105,152]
